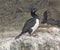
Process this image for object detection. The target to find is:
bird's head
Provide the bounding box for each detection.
[30,8,38,13]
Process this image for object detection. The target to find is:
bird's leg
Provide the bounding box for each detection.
[28,29,32,36]
[29,32,31,36]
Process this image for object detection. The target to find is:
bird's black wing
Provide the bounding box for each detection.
[22,18,36,33]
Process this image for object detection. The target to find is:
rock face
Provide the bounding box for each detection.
[0,26,60,50]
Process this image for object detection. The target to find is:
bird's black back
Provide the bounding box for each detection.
[21,18,36,33]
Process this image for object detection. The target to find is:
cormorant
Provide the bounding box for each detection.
[41,10,48,24]
[15,8,40,39]
[41,10,60,26]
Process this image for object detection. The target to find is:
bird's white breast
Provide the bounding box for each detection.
[31,19,39,33]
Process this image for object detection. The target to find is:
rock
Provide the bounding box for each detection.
[0,26,60,50]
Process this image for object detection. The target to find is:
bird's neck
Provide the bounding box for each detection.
[43,11,48,20]
[31,12,39,19]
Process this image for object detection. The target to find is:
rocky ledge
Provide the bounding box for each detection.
[0,25,60,50]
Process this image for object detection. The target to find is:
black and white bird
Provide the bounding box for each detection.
[41,10,48,24]
[15,8,40,39]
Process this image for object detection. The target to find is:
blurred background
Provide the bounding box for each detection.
[0,0,60,38]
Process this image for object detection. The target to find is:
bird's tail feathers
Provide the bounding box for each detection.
[15,32,23,39]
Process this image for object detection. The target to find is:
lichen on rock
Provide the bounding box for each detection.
[0,26,60,50]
